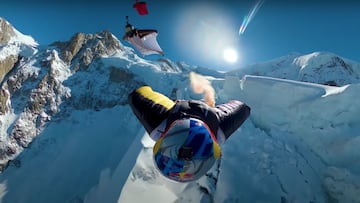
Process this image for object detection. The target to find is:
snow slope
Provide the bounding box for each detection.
[116,75,360,203]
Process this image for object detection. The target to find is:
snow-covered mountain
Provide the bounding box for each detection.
[0,17,359,203]
[227,52,360,86]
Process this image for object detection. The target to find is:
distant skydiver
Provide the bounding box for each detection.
[133,0,149,15]
[122,16,164,56]
[122,16,137,39]
[128,86,251,182]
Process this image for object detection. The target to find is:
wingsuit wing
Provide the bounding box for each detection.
[128,86,175,134]
[128,86,251,142]
[126,30,164,56]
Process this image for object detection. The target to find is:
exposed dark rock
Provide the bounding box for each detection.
[0,55,18,82]
[0,18,15,45]
[0,88,9,114]
[59,32,86,64]
[109,66,134,83]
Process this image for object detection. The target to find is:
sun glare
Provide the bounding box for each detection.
[223,48,238,63]
[176,3,239,69]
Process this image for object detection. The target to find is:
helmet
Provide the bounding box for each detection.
[153,118,221,182]
[125,24,134,33]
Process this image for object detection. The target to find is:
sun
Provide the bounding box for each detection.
[223,48,238,63]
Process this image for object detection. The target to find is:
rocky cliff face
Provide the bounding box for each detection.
[0,18,15,44]
[52,30,124,70]
[0,18,142,170]
[53,31,143,111]
[0,55,18,84]
[0,18,19,87]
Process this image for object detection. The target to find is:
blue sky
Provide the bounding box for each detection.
[1,0,360,71]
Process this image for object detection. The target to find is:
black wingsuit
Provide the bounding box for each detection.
[128,86,251,142]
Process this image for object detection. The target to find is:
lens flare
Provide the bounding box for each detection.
[239,0,265,35]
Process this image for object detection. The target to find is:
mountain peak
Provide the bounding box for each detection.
[228,51,360,87]
[0,17,38,47]
[51,30,124,68]
[293,52,360,86]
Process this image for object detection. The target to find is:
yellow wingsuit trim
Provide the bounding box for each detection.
[136,86,175,110]
[153,137,163,154]
[213,142,221,159]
